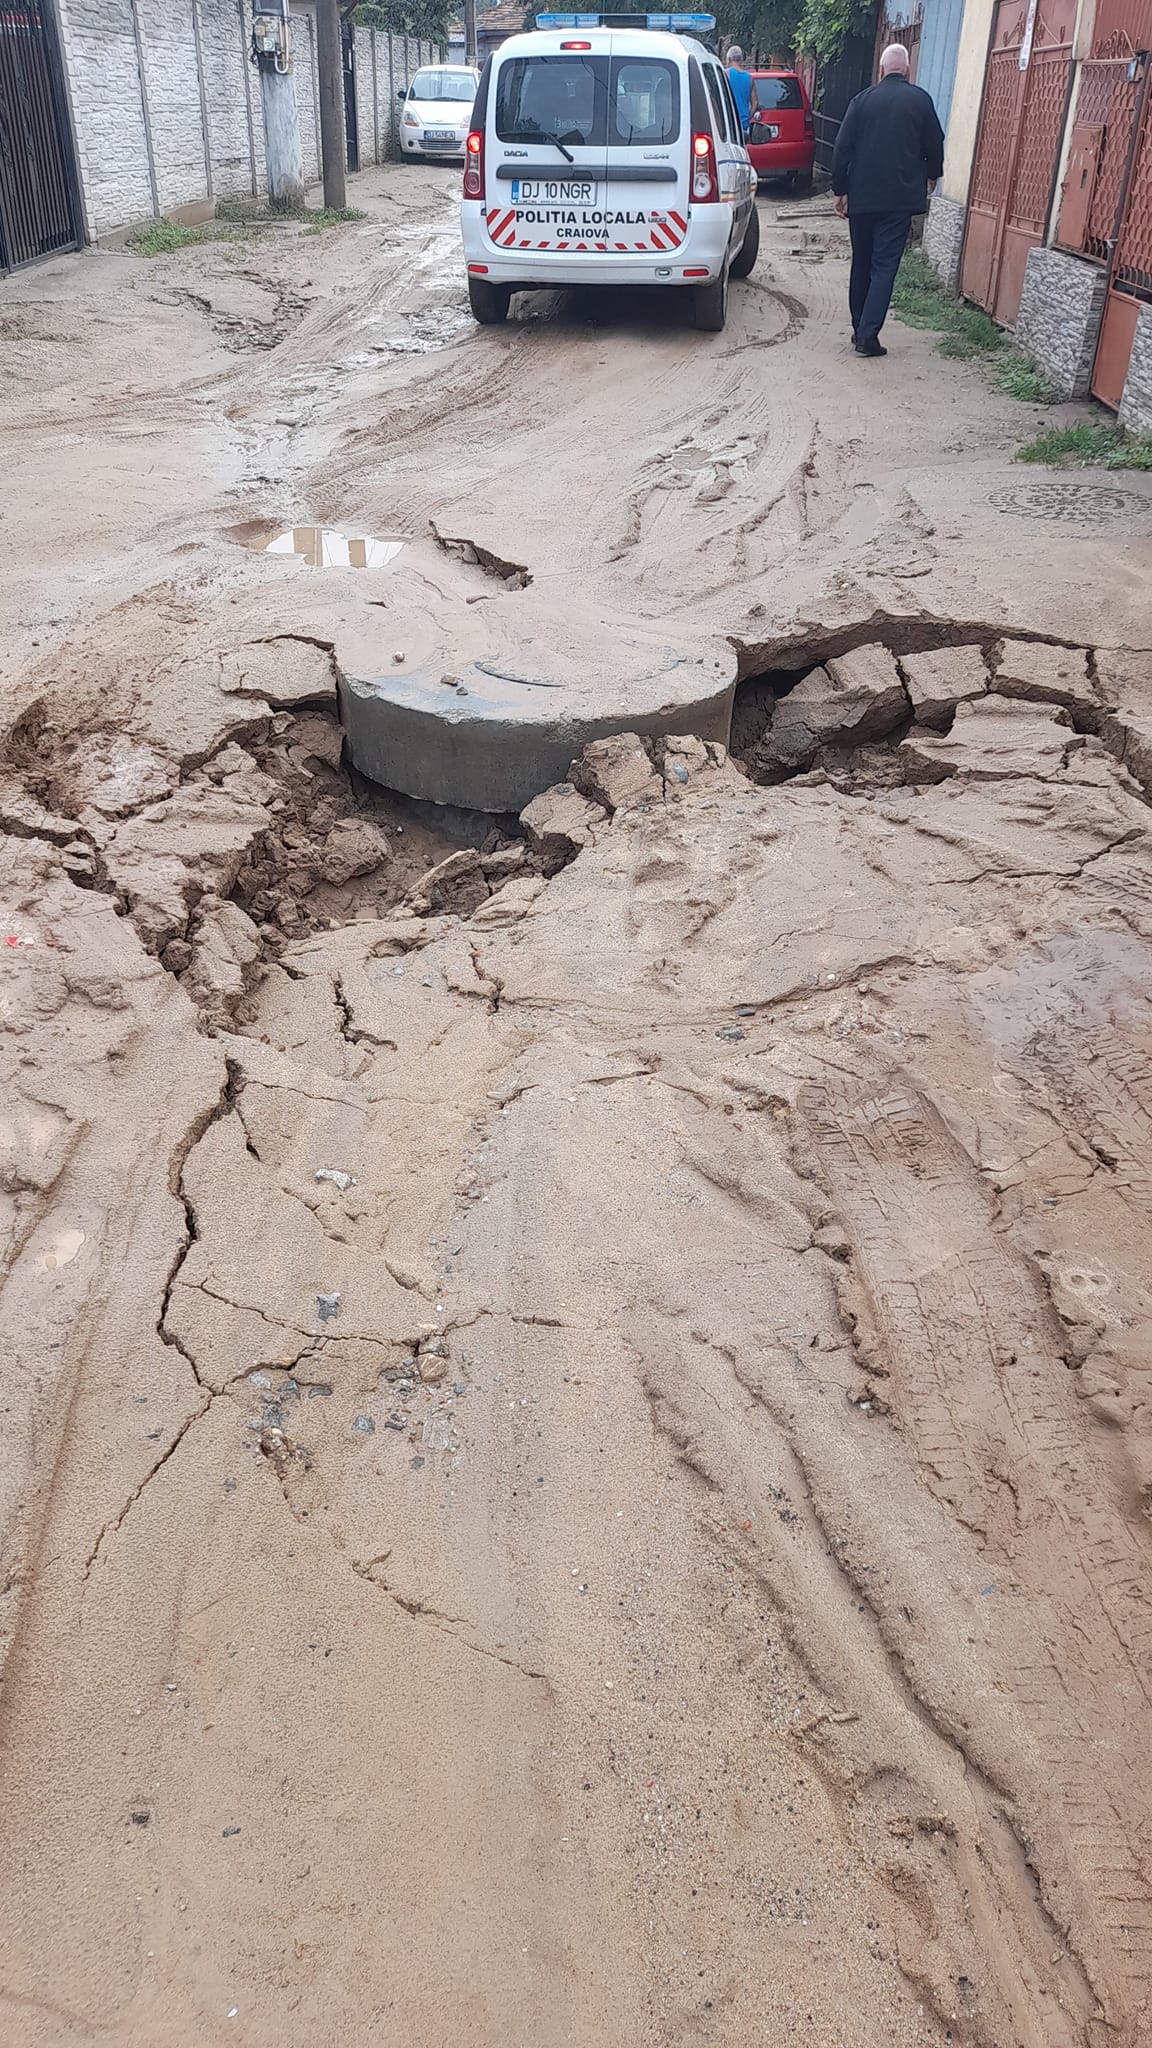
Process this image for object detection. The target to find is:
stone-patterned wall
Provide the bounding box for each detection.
[135,1,207,213]
[1119,304,1152,434]
[55,0,443,238]
[290,9,321,185]
[55,0,156,232]
[1015,244,1107,399]
[199,0,258,202]
[55,0,324,237]
[923,192,964,292]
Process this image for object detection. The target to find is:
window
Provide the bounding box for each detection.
[703,63,733,142]
[752,75,803,111]
[719,71,743,140]
[409,70,477,102]
[611,58,680,145]
[495,55,607,145]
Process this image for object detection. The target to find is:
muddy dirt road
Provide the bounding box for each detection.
[3,165,1152,2048]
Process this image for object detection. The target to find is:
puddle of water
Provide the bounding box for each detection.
[266,527,405,570]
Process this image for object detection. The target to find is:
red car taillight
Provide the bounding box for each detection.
[692,131,718,202]
[463,129,484,200]
[804,108,814,137]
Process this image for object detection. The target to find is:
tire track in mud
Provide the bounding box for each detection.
[800,1071,1152,2034]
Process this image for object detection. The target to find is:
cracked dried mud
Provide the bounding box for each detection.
[3,164,1152,2048]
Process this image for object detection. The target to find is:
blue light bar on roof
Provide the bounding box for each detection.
[535,11,716,25]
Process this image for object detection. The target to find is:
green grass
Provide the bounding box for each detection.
[302,205,367,225]
[215,197,366,227]
[128,201,363,260]
[127,220,210,257]
[1017,419,1152,469]
[936,304,1004,358]
[889,248,1065,392]
[997,356,1058,403]
[889,247,952,327]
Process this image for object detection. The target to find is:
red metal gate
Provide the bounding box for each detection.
[1051,0,1152,404]
[961,0,1075,327]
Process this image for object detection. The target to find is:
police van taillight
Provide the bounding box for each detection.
[691,131,718,201]
[464,130,484,199]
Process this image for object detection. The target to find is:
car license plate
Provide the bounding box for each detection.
[511,179,594,202]
[424,129,455,141]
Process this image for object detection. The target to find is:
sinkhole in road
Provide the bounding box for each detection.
[3,610,1133,1040]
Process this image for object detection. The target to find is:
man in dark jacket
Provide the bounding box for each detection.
[831,45,945,357]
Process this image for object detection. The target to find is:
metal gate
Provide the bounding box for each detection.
[1094,83,1152,401]
[0,0,81,275]
[961,0,1075,327]
[1050,0,1152,407]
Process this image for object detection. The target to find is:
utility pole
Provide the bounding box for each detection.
[252,0,305,212]
[465,0,478,65]
[316,0,348,212]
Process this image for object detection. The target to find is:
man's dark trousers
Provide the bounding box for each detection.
[849,211,911,347]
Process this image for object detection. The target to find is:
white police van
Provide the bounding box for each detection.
[459,11,758,330]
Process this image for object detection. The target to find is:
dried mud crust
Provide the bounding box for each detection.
[4,631,1152,2043]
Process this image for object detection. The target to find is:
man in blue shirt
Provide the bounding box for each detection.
[725,47,758,138]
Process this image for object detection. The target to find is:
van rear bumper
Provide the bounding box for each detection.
[461,201,733,287]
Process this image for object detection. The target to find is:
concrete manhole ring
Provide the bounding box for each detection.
[988,480,1149,524]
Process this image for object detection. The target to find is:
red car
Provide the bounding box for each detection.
[747,71,815,191]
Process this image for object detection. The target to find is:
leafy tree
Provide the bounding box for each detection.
[793,0,873,61]
[347,0,452,42]
[720,0,803,64]
[720,0,873,63]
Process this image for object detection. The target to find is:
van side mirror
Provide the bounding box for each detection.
[397,88,407,102]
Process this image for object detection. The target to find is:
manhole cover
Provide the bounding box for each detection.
[988,480,1148,524]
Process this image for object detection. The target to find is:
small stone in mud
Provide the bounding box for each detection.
[222,1825,241,1838]
[315,1167,355,1192]
[316,1291,340,1322]
[130,1810,151,1827]
[320,817,392,885]
[352,1414,376,1434]
[307,1383,333,1399]
[717,1026,745,1041]
[223,1478,237,1492]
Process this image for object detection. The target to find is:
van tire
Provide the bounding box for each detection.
[468,277,511,325]
[692,267,728,331]
[730,203,760,279]
[790,166,814,194]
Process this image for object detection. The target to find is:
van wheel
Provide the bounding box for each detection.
[468,277,511,324]
[790,166,814,194]
[692,267,728,331]
[730,204,760,279]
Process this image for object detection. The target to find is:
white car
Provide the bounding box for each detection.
[459,12,757,329]
[399,65,480,160]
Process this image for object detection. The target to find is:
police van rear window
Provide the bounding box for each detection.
[495,54,680,145]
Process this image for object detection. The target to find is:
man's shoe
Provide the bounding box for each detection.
[855,338,887,357]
